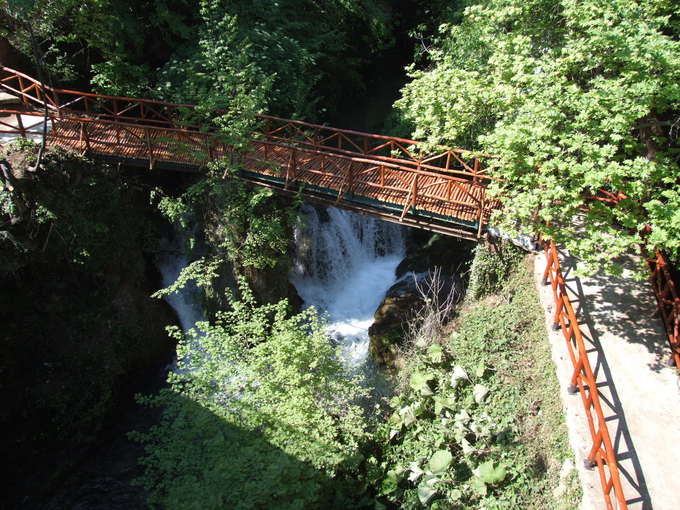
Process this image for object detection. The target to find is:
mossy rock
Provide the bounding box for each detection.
[368,288,421,367]
[396,233,475,279]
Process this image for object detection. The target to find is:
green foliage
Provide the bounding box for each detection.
[0,144,172,499]
[133,281,371,509]
[396,0,680,274]
[367,255,580,509]
[153,173,298,275]
[468,241,526,299]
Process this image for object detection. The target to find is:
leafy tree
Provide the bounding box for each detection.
[133,282,371,509]
[396,0,680,273]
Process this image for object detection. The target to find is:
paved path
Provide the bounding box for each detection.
[534,251,680,510]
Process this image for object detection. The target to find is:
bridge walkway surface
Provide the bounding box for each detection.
[1,66,679,510]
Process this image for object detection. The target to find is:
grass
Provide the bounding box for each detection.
[379,250,581,509]
[450,255,581,508]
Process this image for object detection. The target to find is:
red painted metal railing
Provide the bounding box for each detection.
[648,250,680,369]
[0,65,496,238]
[0,66,494,180]
[543,240,628,510]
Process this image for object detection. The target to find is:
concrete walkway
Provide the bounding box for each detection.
[533,251,680,510]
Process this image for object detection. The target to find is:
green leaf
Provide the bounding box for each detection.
[418,484,437,505]
[474,461,507,485]
[428,450,453,474]
[451,365,469,387]
[427,343,444,363]
[473,384,489,403]
[410,370,436,395]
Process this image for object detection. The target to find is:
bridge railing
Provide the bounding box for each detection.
[542,240,628,510]
[249,139,494,229]
[648,250,680,369]
[0,65,497,186]
[257,114,498,183]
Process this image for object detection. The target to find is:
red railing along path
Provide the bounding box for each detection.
[543,241,628,510]
[648,251,680,369]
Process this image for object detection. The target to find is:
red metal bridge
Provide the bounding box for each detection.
[1,66,679,510]
[0,66,499,241]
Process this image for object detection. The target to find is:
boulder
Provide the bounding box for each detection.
[369,233,474,369]
[369,270,463,369]
[396,233,476,279]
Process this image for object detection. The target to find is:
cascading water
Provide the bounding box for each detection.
[291,203,406,371]
[155,229,206,333]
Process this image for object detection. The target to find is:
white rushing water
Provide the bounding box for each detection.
[156,233,206,333]
[290,203,406,368]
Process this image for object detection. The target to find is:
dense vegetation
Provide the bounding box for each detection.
[133,282,371,509]
[396,0,680,273]
[130,246,579,509]
[3,1,677,508]
[368,246,579,509]
[0,141,175,501]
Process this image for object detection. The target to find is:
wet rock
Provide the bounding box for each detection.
[396,233,476,279]
[369,233,473,369]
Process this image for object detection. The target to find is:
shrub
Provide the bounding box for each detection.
[133,281,371,509]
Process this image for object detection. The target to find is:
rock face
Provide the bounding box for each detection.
[368,233,475,369]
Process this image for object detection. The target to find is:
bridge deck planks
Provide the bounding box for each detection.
[47,119,495,228]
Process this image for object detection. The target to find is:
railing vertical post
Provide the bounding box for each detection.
[477,194,485,238]
[53,90,61,113]
[206,136,214,161]
[16,113,26,139]
[412,175,418,210]
[17,76,28,108]
[380,165,384,187]
[145,128,154,168]
[348,161,353,194]
[286,148,296,189]
[81,122,91,152]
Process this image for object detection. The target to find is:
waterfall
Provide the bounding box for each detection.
[155,229,206,333]
[290,203,406,368]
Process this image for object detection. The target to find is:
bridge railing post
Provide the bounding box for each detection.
[412,174,418,210]
[15,113,26,139]
[348,161,353,193]
[285,148,296,189]
[17,75,28,109]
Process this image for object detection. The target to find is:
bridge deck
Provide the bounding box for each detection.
[45,118,496,234]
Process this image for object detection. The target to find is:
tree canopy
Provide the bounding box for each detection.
[397,0,680,273]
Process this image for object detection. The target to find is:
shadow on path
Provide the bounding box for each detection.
[558,252,652,509]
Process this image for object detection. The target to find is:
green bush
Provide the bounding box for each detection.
[133,281,371,509]
[467,241,525,299]
[367,256,580,509]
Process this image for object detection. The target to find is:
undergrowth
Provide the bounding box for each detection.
[369,251,581,509]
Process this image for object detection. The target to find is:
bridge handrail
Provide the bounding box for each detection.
[648,250,680,368]
[0,103,490,202]
[0,65,496,182]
